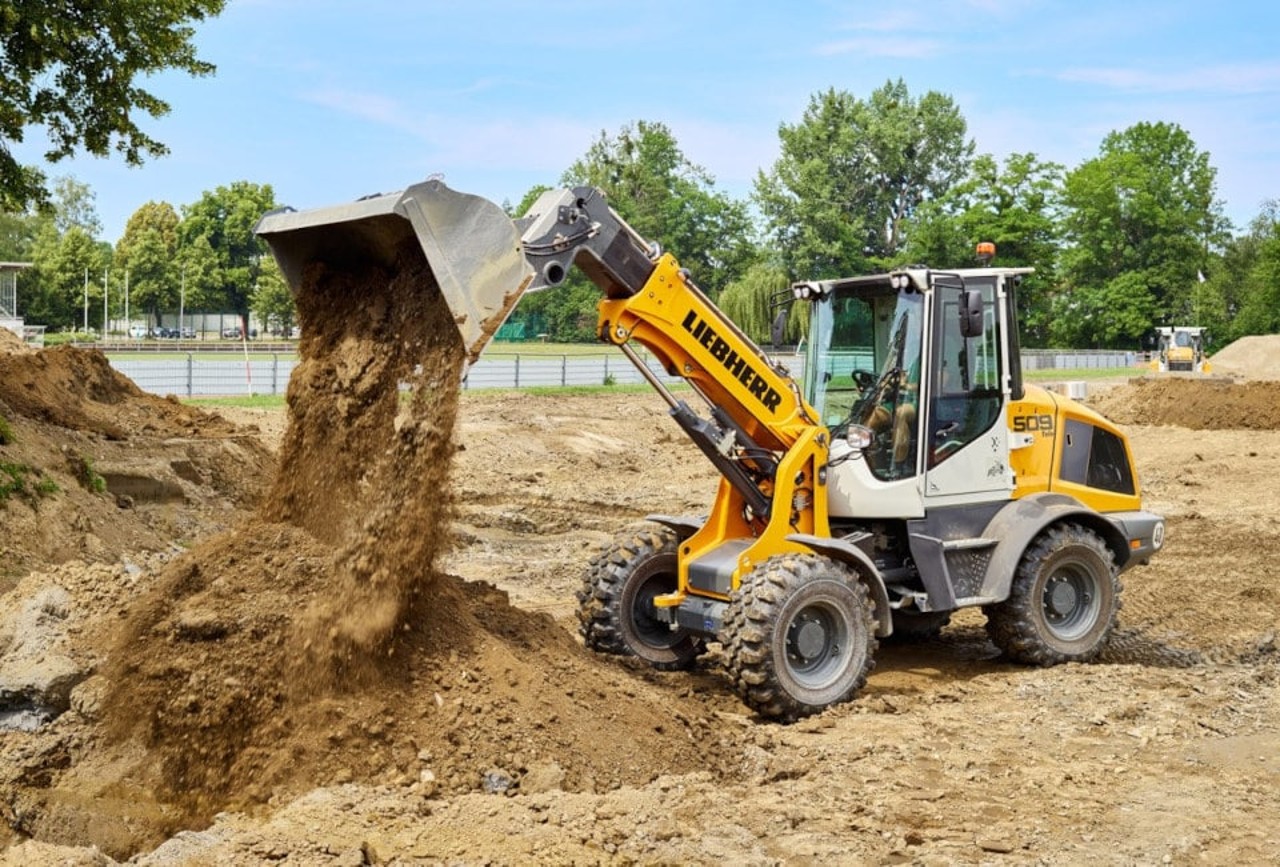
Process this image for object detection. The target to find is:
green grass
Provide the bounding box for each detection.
[1024,366,1144,382]
[67,454,107,494]
[188,394,288,409]
[0,414,13,445]
[481,342,623,357]
[179,368,1145,411]
[0,461,60,504]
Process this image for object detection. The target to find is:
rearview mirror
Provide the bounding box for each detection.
[771,309,789,348]
[959,288,984,339]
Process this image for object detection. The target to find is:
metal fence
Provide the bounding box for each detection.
[109,352,699,397]
[112,356,300,398]
[106,347,1142,398]
[1019,348,1140,370]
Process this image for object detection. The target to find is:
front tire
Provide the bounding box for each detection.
[721,554,877,721]
[577,523,703,670]
[985,523,1120,665]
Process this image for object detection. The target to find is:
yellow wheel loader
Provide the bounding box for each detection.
[257,180,1165,721]
[1150,326,1211,373]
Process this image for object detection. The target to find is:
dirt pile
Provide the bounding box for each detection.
[1087,376,1280,430]
[33,244,736,857]
[0,338,272,584]
[1208,333,1280,379]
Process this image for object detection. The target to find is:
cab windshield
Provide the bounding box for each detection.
[806,283,924,429]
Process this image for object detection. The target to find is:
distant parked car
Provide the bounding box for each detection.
[221,326,243,339]
[179,327,196,339]
[128,325,147,339]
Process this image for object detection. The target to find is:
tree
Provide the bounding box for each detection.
[114,201,181,325]
[0,210,39,261]
[904,152,1065,345]
[178,181,278,333]
[717,263,801,345]
[27,223,110,330]
[17,176,110,329]
[1219,201,1280,339]
[1047,272,1158,349]
[49,176,103,238]
[564,120,757,291]
[0,0,226,211]
[755,81,973,278]
[251,255,296,336]
[1060,121,1229,345]
[508,122,758,342]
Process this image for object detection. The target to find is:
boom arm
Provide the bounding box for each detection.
[517,186,830,542]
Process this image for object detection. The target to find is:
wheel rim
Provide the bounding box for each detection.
[629,570,682,650]
[783,600,850,688]
[1040,560,1101,641]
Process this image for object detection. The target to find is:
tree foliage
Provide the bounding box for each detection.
[755,80,973,278]
[177,181,278,330]
[507,121,757,342]
[563,120,756,291]
[1212,201,1280,340]
[1059,121,1229,346]
[718,263,793,344]
[251,255,295,336]
[905,152,1064,345]
[27,223,109,329]
[114,201,181,324]
[0,0,226,211]
[15,176,109,329]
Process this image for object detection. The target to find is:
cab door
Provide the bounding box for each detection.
[922,276,1014,506]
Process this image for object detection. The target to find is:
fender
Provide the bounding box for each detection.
[644,514,702,542]
[785,533,893,638]
[976,493,1130,604]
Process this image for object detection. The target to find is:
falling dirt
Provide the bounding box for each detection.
[14,245,734,858]
[3,314,1280,863]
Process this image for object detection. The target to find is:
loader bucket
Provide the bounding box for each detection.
[255,179,534,366]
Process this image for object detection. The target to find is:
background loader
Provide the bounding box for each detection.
[1151,325,1211,373]
[257,179,1165,721]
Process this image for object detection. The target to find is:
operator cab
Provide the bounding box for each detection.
[797,266,1031,493]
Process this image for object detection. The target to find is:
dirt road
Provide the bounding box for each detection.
[2,364,1278,864]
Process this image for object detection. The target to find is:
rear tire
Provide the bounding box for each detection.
[577,523,703,670]
[985,523,1120,665]
[721,553,877,721]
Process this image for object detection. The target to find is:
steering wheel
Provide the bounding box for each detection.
[852,369,875,390]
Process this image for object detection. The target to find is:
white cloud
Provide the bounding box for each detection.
[815,36,943,59]
[1058,61,1280,95]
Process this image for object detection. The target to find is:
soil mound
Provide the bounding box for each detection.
[86,242,731,856]
[1087,377,1280,430]
[1208,333,1280,379]
[0,339,271,582]
[0,343,233,442]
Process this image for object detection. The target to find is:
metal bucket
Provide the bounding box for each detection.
[255,179,534,366]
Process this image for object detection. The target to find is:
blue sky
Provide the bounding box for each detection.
[17,0,1280,242]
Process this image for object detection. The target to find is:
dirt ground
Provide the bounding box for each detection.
[2,324,1279,864]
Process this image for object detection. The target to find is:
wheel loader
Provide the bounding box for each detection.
[1150,326,1211,373]
[257,180,1165,721]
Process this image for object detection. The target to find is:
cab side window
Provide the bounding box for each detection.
[930,280,1002,466]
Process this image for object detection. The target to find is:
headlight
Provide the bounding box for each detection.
[845,424,873,449]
